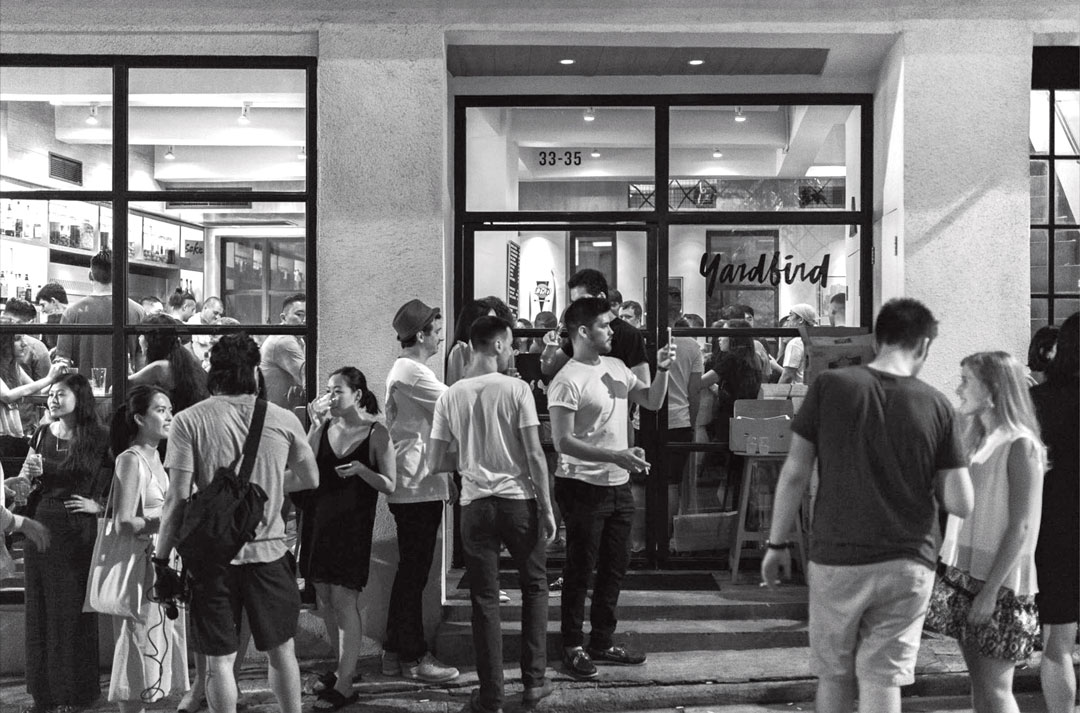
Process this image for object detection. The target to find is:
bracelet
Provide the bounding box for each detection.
[151,556,171,566]
[764,540,793,550]
[657,366,669,372]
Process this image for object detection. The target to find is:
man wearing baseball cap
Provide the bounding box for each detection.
[381,299,460,683]
[779,303,818,385]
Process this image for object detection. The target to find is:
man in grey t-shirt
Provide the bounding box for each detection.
[154,334,318,713]
[762,298,973,713]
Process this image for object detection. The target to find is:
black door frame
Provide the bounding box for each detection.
[453,93,873,568]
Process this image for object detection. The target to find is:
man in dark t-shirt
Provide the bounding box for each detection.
[761,298,973,713]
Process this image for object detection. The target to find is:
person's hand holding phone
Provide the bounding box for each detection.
[334,461,362,478]
[657,328,677,371]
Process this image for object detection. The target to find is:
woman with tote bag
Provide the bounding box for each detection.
[105,384,189,712]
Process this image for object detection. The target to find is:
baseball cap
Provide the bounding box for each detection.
[789,303,819,325]
[393,299,438,341]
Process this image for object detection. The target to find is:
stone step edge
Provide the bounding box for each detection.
[437,618,807,633]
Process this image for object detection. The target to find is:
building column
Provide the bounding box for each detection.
[317,23,450,653]
[900,21,1033,393]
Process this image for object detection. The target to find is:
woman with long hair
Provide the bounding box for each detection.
[701,320,763,442]
[21,373,111,712]
[1030,313,1079,713]
[106,385,189,713]
[445,300,495,386]
[1,331,63,478]
[940,351,1046,713]
[1026,324,1059,386]
[130,314,208,413]
[304,367,395,708]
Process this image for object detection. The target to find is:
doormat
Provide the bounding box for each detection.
[457,571,719,592]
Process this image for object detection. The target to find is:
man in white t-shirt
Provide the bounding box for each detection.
[381,299,459,684]
[428,316,557,713]
[547,297,675,679]
[779,303,818,385]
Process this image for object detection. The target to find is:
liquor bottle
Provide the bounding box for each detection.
[23,275,32,301]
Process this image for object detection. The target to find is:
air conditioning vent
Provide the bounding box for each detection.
[49,153,83,186]
[165,200,253,210]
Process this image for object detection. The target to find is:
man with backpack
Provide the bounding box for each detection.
[153,333,319,713]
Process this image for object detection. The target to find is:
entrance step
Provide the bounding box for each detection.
[437,571,810,667]
[441,587,809,623]
[436,617,808,666]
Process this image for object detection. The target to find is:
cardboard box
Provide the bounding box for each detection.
[729,415,792,454]
[671,511,739,553]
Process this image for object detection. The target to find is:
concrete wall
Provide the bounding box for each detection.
[900,21,1037,396]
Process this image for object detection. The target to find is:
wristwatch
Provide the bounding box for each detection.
[764,540,793,550]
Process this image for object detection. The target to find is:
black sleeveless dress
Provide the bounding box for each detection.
[308,422,381,591]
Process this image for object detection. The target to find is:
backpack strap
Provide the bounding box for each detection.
[237,399,268,485]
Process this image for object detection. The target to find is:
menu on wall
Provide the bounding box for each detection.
[506,241,520,317]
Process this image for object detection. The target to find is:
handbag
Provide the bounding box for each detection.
[83,468,152,619]
[923,561,1040,661]
[174,399,269,569]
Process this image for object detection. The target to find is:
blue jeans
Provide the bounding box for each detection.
[554,478,635,649]
[461,497,548,712]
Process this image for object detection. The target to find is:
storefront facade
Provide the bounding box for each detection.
[1,0,1076,661]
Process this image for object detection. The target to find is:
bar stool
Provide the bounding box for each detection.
[728,452,806,582]
[726,398,806,583]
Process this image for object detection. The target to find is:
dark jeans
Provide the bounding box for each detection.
[385,500,444,661]
[555,478,635,649]
[461,497,548,711]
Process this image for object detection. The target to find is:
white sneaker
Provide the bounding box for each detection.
[403,652,459,683]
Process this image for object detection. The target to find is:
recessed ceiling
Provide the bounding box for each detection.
[447,45,829,77]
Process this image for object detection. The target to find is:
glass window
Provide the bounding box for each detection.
[1031,229,1048,293]
[471,229,648,322]
[670,224,855,331]
[1054,91,1079,155]
[465,106,655,212]
[1030,159,1050,223]
[0,67,113,191]
[1054,298,1079,322]
[1054,229,1079,294]
[1054,160,1079,224]
[124,203,306,326]
[127,68,307,192]
[2,199,117,324]
[669,105,861,211]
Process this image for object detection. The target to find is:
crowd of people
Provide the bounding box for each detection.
[0,257,1076,713]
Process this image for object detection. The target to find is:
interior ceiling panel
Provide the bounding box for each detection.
[447,45,829,77]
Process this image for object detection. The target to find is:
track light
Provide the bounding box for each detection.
[297,146,307,160]
[560,58,575,65]
[583,107,596,122]
[238,102,252,125]
[688,59,704,66]
[712,148,723,158]
[735,107,746,123]
[164,146,175,160]
[590,148,601,158]
[85,104,100,126]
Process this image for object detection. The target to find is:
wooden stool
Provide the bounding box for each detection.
[728,452,807,583]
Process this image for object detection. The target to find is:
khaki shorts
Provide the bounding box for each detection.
[808,559,934,687]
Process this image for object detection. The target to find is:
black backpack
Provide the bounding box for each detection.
[175,399,269,568]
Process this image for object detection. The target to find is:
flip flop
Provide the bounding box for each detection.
[313,688,359,711]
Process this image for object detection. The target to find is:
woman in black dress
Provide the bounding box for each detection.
[1030,312,1079,713]
[304,366,396,709]
[21,373,110,713]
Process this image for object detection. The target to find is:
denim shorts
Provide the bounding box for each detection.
[808,559,934,687]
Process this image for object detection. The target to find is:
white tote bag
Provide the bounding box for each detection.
[83,473,151,619]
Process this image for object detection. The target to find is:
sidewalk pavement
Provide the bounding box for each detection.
[621,692,1049,712]
[0,644,1064,713]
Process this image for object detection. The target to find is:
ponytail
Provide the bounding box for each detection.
[359,388,380,416]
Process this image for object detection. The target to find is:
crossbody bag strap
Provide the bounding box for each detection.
[237,398,268,485]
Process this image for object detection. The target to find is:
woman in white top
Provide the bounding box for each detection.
[106,385,189,712]
[942,351,1045,713]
